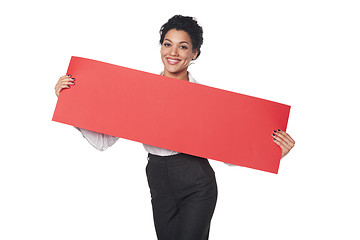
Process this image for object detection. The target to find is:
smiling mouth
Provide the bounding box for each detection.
[166,58,181,65]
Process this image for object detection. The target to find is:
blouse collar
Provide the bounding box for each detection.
[160,71,199,84]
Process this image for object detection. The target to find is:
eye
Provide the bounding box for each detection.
[180,45,188,50]
[164,42,171,47]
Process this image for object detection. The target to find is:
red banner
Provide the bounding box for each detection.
[52,56,290,173]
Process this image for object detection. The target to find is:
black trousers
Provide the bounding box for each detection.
[146,153,218,240]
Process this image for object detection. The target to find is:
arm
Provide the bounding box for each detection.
[75,127,119,151]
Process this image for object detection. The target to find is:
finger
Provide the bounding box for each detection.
[272,132,292,149]
[57,76,75,86]
[60,80,75,86]
[273,137,287,152]
[59,74,72,80]
[278,130,295,144]
[55,83,73,96]
[59,77,75,84]
[276,133,294,147]
[274,130,295,147]
[56,84,70,93]
[273,138,290,157]
[59,83,74,90]
[273,138,286,150]
[55,79,75,90]
[55,81,75,92]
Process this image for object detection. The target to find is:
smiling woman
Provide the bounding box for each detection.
[146,15,219,240]
[159,15,203,81]
[53,14,295,240]
[160,29,198,80]
[54,15,218,240]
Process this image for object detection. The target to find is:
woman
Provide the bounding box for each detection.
[55,15,295,240]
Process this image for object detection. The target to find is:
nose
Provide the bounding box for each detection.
[170,46,179,56]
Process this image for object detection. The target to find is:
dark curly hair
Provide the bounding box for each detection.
[159,15,203,59]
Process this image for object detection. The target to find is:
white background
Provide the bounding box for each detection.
[1,0,359,239]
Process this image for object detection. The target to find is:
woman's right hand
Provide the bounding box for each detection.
[54,74,75,97]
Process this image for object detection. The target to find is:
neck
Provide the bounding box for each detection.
[163,69,189,81]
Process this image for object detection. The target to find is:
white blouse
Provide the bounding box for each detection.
[75,72,236,165]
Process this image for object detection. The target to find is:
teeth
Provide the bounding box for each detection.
[168,59,180,64]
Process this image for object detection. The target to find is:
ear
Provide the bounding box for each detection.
[192,49,199,60]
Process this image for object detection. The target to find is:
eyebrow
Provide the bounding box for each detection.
[164,39,190,45]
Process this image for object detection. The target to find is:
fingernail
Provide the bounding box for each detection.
[71,78,75,80]
[273,130,277,133]
[278,129,281,132]
[67,74,71,77]
[273,138,276,141]
[272,133,275,136]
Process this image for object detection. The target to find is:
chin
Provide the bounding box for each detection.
[167,68,181,74]
[165,64,187,74]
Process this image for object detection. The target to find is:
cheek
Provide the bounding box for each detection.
[160,47,166,56]
[160,46,170,56]
[184,52,194,62]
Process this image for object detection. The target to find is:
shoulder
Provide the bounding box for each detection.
[188,72,200,84]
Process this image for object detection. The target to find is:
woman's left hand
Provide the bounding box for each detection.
[272,130,295,159]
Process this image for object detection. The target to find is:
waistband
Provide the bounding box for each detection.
[147,153,207,166]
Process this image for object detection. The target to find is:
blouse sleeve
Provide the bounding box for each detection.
[224,163,238,167]
[75,127,119,151]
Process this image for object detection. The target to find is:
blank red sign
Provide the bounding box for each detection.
[52,56,291,173]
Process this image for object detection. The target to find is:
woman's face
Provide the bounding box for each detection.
[160,29,198,79]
